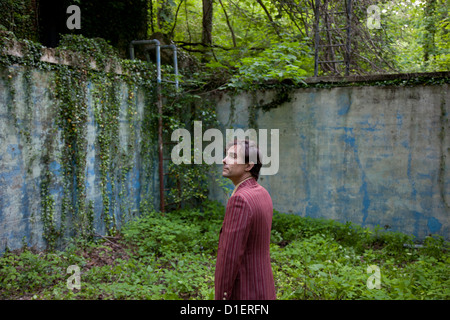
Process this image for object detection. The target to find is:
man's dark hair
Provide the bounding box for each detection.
[226,139,262,181]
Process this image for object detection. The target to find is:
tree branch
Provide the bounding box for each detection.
[174,41,266,52]
[255,0,281,37]
[218,0,237,47]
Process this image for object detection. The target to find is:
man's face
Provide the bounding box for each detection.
[222,144,252,184]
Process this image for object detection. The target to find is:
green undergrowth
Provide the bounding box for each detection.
[0,200,448,300]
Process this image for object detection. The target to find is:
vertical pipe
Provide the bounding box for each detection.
[129,40,180,212]
[129,45,135,60]
[172,45,179,90]
[161,44,179,90]
[155,41,161,84]
[154,42,165,213]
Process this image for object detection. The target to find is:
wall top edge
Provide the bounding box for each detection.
[305,71,450,84]
[2,35,448,85]
[1,36,124,75]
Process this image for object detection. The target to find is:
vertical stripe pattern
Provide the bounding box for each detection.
[215,178,276,300]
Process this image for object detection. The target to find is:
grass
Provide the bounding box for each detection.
[0,200,449,300]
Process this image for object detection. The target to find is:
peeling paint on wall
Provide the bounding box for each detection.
[0,67,159,252]
[209,84,450,240]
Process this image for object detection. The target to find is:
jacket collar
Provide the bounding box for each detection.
[230,177,256,197]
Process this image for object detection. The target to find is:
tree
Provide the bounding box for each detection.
[380,0,449,72]
[202,0,213,46]
[2,0,448,78]
[423,0,437,63]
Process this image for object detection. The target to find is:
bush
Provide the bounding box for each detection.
[121,200,223,257]
[0,200,448,300]
[226,41,314,89]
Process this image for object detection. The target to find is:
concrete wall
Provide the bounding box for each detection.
[1,61,448,252]
[208,82,450,240]
[0,66,159,252]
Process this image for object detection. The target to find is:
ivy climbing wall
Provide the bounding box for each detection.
[208,77,450,241]
[0,61,160,252]
[0,34,220,253]
[1,34,449,252]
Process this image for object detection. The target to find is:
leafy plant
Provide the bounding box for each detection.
[225,41,313,89]
[0,200,448,300]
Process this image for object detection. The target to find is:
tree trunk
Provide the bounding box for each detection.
[202,0,213,46]
[423,0,437,63]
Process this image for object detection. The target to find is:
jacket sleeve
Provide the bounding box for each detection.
[215,194,252,300]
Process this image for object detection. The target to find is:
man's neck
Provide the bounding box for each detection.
[231,174,253,186]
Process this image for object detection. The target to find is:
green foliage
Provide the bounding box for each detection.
[381,0,450,72]
[0,33,220,247]
[159,0,448,85]
[0,200,448,300]
[271,212,449,300]
[57,34,121,71]
[159,82,221,209]
[121,200,223,258]
[1,0,448,85]
[0,247,85,299]
[224,41,313,89]
[0,0,38,42]
[53,63,91,245]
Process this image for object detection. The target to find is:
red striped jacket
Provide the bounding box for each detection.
[215,178,276,300]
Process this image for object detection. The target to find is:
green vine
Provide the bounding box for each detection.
[53,64,90,241]
[3,30,448,251]
[91,72,121,235]
[164,85,220,209]
[39,170,58,250]
[438,92,449,210]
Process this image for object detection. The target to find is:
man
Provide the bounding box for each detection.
[215,139,276,300]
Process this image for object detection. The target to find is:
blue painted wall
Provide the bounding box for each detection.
[0,66,159,252]
[1,63,448,252]
[209,84,449,240]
